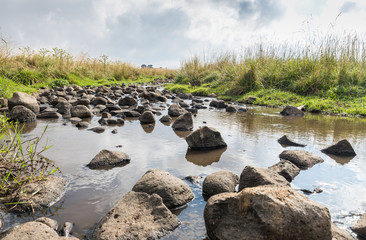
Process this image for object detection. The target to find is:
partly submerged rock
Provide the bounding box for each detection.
[279,150,324,170]
[277,135,306,147]
[268,160,300,182]
[132,168,194,209]
[159,114,172,124]
[70,105,92,118]
[118,96,137,107]
[202,171,239,197]
[139,110,155,124]
[87,149,130,169]
[280,105,304,116]
[92,191,179,240]
[168,103,186,117]
[172,112,193,131]
[321,139,356,156]
[352,212,366,238]
[238,165,289,191]
[331,222,353,240]
[204,186,332,240]
[186,126,227,150]
[0,221,60,240]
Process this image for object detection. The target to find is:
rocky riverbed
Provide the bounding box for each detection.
[1,83,366,239]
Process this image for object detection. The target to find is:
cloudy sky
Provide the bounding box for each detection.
[0,0,365,68]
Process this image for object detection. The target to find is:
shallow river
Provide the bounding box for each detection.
[3,99,366,239]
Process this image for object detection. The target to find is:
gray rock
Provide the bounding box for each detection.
[172,112,193,131]
[11,176,66,212]
[186,126,227,150]
[209,99,227,108]
[60,222,73,237]
[69,117,82,122]
[91,96,108,105]
[75,98,90,106]
[87,149,130,169]
[118,96,137,106]
[75,121,89,128]
[37,112,62,119]
[0,98,8,108]
[123,110,141,118]
[225,105,237,112]
[321,139,356,156]
[87,127,105,133]
[278,135,306,147]
[204,186,332,240]
[202,171,239,197]
[268,160,300,182]
[279,150,324,170]
[168,103,186,117]
[92,191,179,240]
[0,221,60,240]
[98,118,124,125]
[55,101,71,115]
[9,105,37,123]
[159,115,172,123]
[8,92,40,113]
[70,105,92,118]
[139,111,155,124]
[101,112,112,118]
[132,168,194,209]
[35,217,58,231]
[280,105,304,116]
[352,212,366,238]
[238,165,289,191]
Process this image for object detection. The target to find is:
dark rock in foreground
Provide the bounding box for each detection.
[186,126,227,150]
[280,105,304,116]
[279,150,324,170]
[87,149,130,169]
[92,191,179,240]
[168,103,186,117]
[238,165,289,191]
[204,186,332,240]
[70,105,92,118]
[321,139,356,156]
[139,110,155,124]
[268,160,300,182]
[278,135,306,147]
[202,171,239,197]
[9,105,37,123]
[132,168,194,209]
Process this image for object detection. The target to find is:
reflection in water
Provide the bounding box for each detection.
[141,123,155,133]
[174,130,192,138]
[20,121,38,133]
[185,148,227,166]
[323,153,355,165]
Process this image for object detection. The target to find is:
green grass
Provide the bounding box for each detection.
[170,34,366,116]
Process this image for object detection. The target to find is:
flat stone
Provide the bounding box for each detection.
[87,149,130,169]
[279,150,324,170]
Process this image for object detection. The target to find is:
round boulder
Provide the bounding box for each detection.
[132,168,194,209]
[186,126,227,150]
[87,149,130,169]
[202,171,239,197]
[70,105,92,118]
[139,111,155,124]
[280,105,304,116]
[9,105,37,123]
[118,96,137,106]
[168,103,186,117]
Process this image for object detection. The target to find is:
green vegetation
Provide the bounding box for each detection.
[0,116,59,208]
[167,34,366,116]
[0,40,176,98]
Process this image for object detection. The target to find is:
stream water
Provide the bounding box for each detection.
[2,99,366,239]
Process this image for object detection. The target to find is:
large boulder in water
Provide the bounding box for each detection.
[268,160,300,182]
[352,212,366,238]
[118,96,137,107]
[172,112,193,131]
[92,191,179,240]
[279,150,323,170]
[139,110,155,124]
[204,186,332,240]
[8,92,40,113]
[87,149,130,169]
[238,165,289,191]
[9,105,37,123]
[168,103,186,117]
[209,99,227,108]
[280,105,304,116]
[132,168,194,209]
[202,171,239,197]
[186,126,227,150]
[70,105,92,118]
[321,139,356,156]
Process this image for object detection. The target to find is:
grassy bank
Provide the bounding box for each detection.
[166,34,366,116]
[0,41,176,98]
